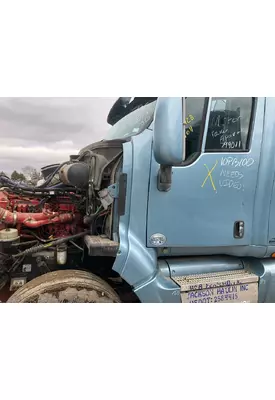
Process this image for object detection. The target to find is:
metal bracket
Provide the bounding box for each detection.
[107,183,119,199]
[157,165,172,192]
[84,235,119,257]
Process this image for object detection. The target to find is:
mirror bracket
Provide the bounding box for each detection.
[157,165,172,192]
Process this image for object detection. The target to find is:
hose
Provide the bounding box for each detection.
[0,175,80,194]
[12,231,88,258]
[35,161,68,188]
[77,149,94,161]
[0,161,79,193]
[97,151,123,187]
[83,206,103,225]
[21,230,51,243]
[0,205,74,227]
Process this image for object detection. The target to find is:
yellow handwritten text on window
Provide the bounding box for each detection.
[184,114,195,138]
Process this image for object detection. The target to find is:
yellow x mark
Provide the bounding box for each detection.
[201,160,218,192]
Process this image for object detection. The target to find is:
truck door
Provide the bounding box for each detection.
[147,97,264,251]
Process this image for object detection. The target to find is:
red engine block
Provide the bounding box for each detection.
[0,190,84,238]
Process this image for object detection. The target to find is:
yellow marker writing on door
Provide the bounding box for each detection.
[201,160,218,192]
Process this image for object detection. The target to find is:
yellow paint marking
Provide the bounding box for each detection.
[201,160,218,192]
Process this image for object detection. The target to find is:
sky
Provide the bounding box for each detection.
[0,97,117,175]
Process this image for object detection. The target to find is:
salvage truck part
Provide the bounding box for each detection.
[1,97,275,302]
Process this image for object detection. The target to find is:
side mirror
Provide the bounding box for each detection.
[153,97,186,191]
[153,97,186,165]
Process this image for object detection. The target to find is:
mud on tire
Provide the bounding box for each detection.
[7,270,121,303]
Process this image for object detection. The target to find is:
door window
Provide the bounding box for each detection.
[185,97,208,159]
[184,97,254,160]
[205,97,253,151]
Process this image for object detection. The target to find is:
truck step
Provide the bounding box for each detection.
[84,235,119,257]
[172,269,259,303]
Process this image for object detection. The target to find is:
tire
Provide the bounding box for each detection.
[7,270,121,303]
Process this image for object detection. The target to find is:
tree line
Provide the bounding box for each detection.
[0,166,43,185]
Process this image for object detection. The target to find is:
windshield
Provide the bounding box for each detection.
[104,100,157,141]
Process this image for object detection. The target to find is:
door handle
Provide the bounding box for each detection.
[234,221,245,239]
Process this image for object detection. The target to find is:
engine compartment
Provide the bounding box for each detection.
[0,140,125,301]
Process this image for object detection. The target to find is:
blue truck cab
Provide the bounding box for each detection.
[105,97,275,303]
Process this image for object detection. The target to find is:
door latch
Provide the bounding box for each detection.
[234,221,245,239]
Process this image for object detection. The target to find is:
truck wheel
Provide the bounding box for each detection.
[7,270,121,303]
